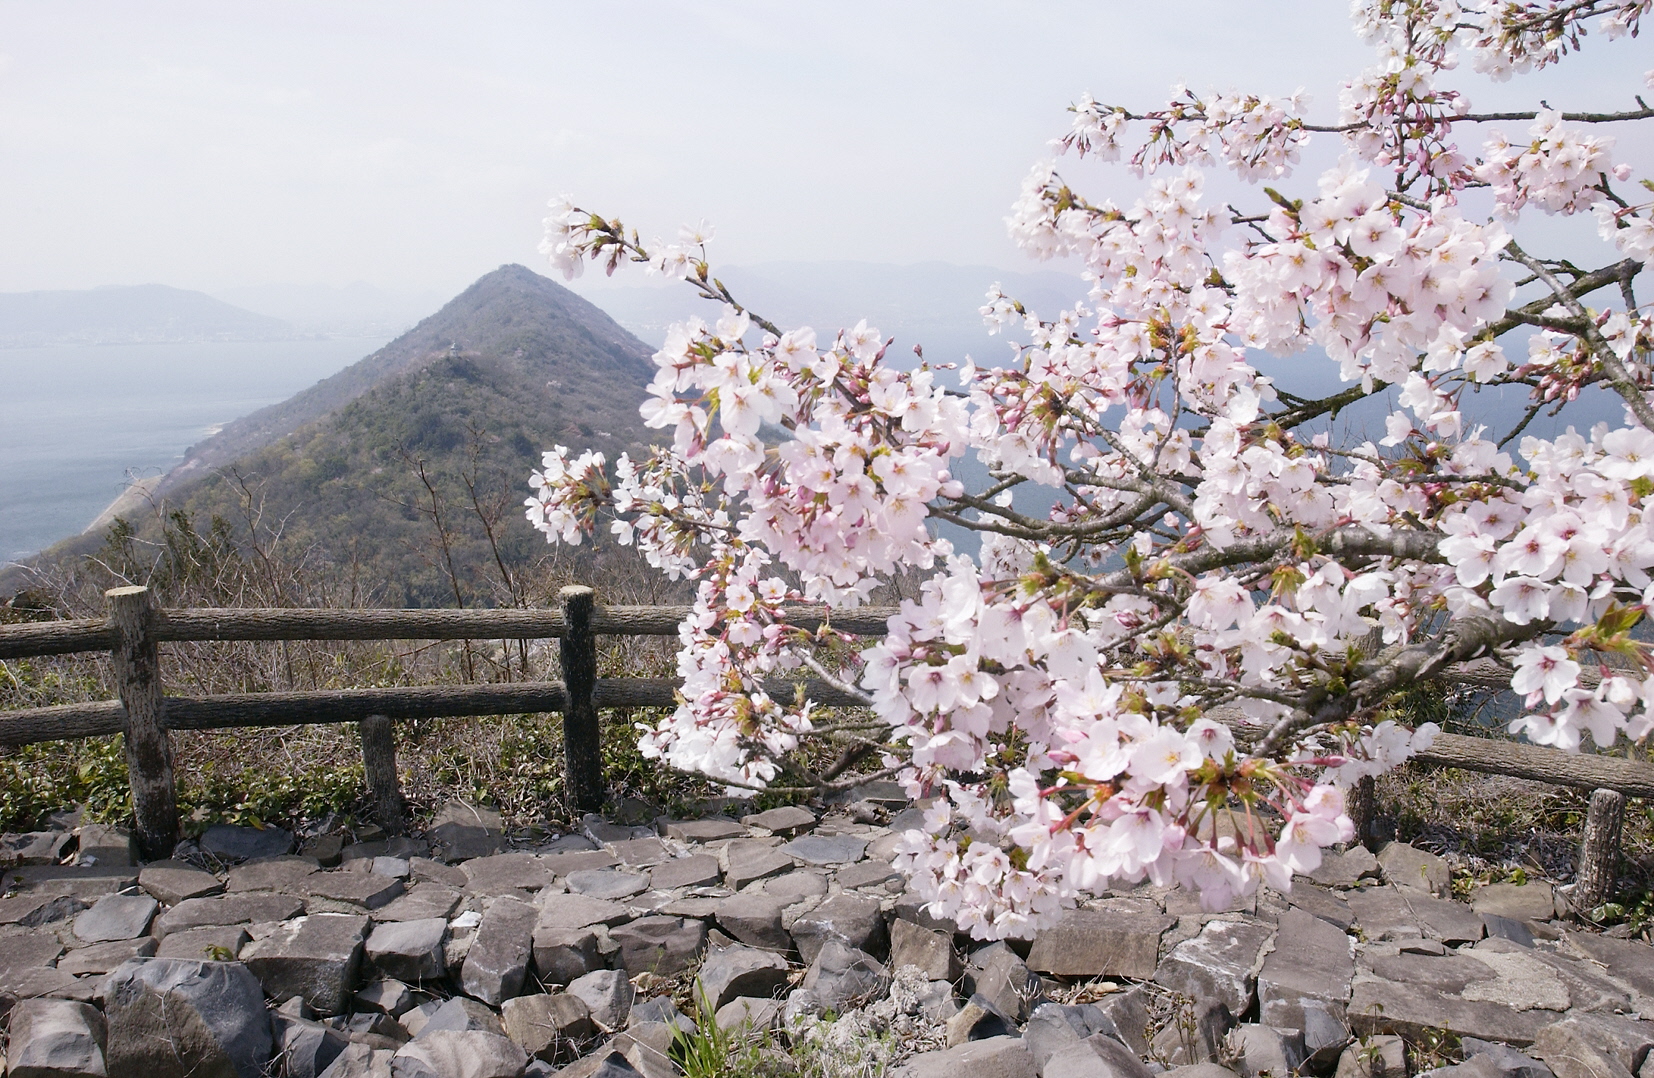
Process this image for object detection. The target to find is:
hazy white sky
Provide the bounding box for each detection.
[2,2,1649,298]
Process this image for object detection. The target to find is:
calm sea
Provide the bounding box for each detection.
[0,338,390,564]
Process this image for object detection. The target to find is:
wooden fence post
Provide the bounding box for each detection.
[106,586,178,860]
[559,585,604,812]
[359,714,408,835]
[1573,787,1626,913]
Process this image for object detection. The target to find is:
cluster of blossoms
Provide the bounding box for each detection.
[527,0,1654,934]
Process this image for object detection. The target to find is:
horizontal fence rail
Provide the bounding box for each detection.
[0,584,1648,896]
[0,604,899,659]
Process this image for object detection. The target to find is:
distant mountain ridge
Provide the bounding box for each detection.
[126,264,659,606]
[0,284,296,346]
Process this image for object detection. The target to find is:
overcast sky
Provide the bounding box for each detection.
[2,2,1650,299]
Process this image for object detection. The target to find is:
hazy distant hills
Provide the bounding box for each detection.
[212,281,446,338]
[0,284,296,346]
[148,265,657,606]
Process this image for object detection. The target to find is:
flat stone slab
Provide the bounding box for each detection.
[696,944,792,1010]
[1351,977,1551,1046]
[1472,883,1558,923]
[1027,907,1174,980]
[611,915,708,976]
[779,834,868,866]
[1304,846,1378,889]
[649,855,722,890]
[374,884,464,923]
[1405,891,1487,944]
[201,822,295,862]
[742,806,816,835]
[0,891,86,928]
[57,936,157,976]
[154,892,305,938]
[139,859,226,905]
[1258,908,1353,1027]
[0,830,71,866]
[837,860,901,890]
[567,869,650,900]
[765,871,830,902]
[305,870,404,909]
[607,838,672,867]
[74,892,158,942]
[1377,842,1449,897]
[536,893,631,932]
[724,841,795,889]
[662,819,746,842]
[461,853,557,897]
[156,925,252,961]
[461,896,538,1005]
[1155,919,1275,1015]
[241,912,370,1015]
[539,850,621,877]
[365,917,448,983]
[1563,931,1654,1001]
[1346,886,1423,940]
[12,864,139,898]
[0,935,67,978]
[226,856,320,894]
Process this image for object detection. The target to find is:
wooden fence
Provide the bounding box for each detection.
[0,584,1648,909]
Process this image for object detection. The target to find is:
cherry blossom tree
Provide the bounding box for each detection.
[527,0,1654,938]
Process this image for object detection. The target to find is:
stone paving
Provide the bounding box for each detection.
[0,797,1647,1078]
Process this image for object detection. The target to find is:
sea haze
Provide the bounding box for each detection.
[0,338,390,563]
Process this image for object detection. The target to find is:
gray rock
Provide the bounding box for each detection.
[1155,919,1274,1015]
[695,944,791,1010]
[0,936,64,983]
[226,856,319,894]
[790,892,887,964]
[1096,986,1153,1058]
[742,806,816,835]
[0,892,86,929]
[56,937,157,976]
[461,895,538,1005]
[1473,883,1558,923]
[356,978,415,1017]
[535,893,630,932]
[567,869,650,900]
[530,926,602,986]
[1152,1002,1234,1068]
[568,969,635,1030]
[241,912,370,1015]
[715,996,781,1033]
[1345,886,1423,940]
[200,823,294,863]
[1305,846,1379,889]
[1462,1040,1557,1078]
[900,1036,1037,1078]
[661,818,746,842]
[305,871,405,910]
[802,939,890,1012]
[1349,977,1550,1045]
[104,958,272,1078]
[6,997,107,1078]
[1335,1037,1407,1078]
[73,892,158,942]
[460,853,556,898]
[1228,1024,1306,1078]
[1024,1002,1123,1070]
[890,916,961,982]
[316,1042,395,1078]
[610,915,707,976]
[138,859,225,905]
[558,1049,645,1078]
[607,838,672,868]
[1483,914,1536,946]
[1026,907,1174,980]
[648,855,721,890]
[371,857,410,879]
[365,918,447,983]
[1287,881,1356,930]
[1405,891,1487,944]
[765,871,830,902]
[1376,842,1449,897]
[1165,1068,1242,1078]
[716,893,790,951]
[375,885,463,923]
[502,992,595,1061]
[946,994,1018,1045]
[272,1012,350,1078]
[428,802,505,862]
[74,824,135,867]
[154,892,305,937]
[389,1030,528,1078]
[156,924,252,961]
[837,860,901,890]
[1531,1014,1654,1078]
[1563,932,1654,1002]
[967,942,1042,1023]
[1044,1035,1154,1078]
[415,996,504,1039]
[723,840,795,889]
[779,834,868,866]
[538,849,620,876]
[1366,951,1498,994]
[1257,908,1353,1027]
